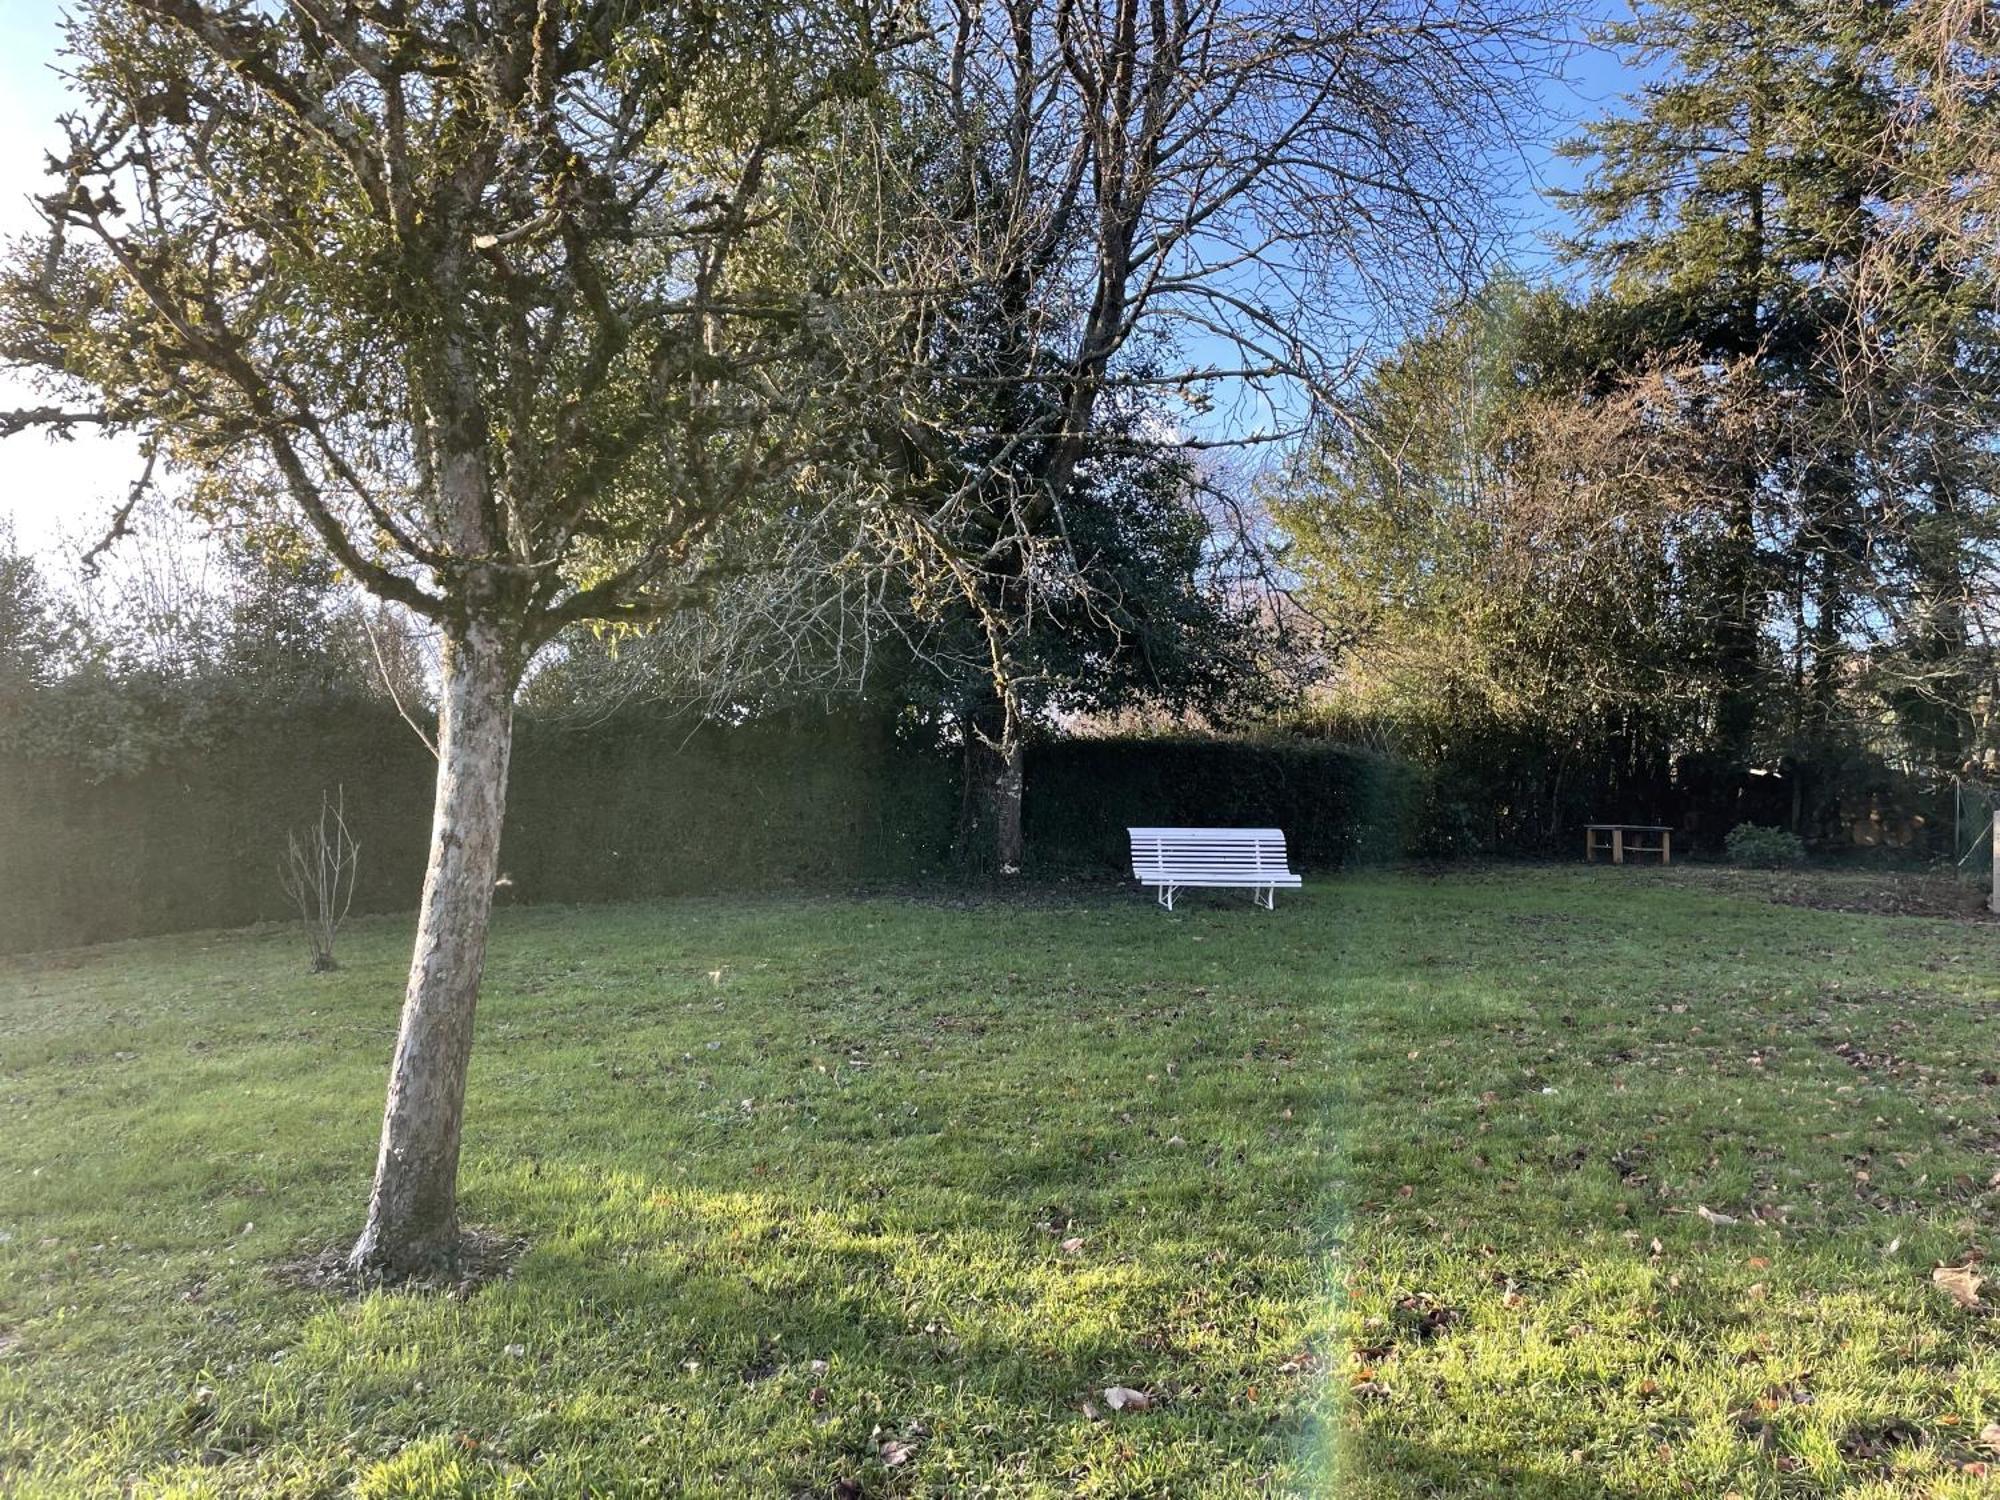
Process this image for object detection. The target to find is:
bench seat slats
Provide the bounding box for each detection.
[1135,857,1285,865]
[1131,873,1303,887]
[1132,864,1299,875]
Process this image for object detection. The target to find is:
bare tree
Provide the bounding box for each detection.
[870,0,1568,870]
[1,0,919,1276]
[280,788,361,973]
[1848,0,2000,903]
[518,494,905,724]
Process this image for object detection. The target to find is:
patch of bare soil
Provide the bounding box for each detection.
[274,1226,527,1298]
[1661,866,1997,921]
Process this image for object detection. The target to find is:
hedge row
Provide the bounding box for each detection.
[1024,736,1422,870]
[0,706,1421,952]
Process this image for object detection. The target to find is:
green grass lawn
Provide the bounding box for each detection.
[4,869,2000,1497]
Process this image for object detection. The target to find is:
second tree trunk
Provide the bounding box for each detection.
[958,701,1025,875]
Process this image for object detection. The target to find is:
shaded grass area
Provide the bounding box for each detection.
[2,870,1999,1495]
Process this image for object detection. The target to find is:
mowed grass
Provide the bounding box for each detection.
[3,871,2000,1496]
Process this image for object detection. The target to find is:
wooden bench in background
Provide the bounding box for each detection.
[1585,824,1673,865]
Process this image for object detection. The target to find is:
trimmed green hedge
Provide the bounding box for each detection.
[502,713,954,906]
[0,710,438,955]
[1026,737,1422,871]
[0,711,1419,952]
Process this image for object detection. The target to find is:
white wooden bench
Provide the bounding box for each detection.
[1128,827,1303,911]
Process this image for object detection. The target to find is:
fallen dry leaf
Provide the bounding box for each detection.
[881,1439,917,1467]
[1934,1264,1985,1309]
[1060,1237,1085,1255]
[1696,1205,1739,1228]
[1102,1386,1153,1413]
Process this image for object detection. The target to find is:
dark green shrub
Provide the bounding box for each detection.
[1024,737,1424,872]
[1725,823,1807,868]
[1414,793,1486,859]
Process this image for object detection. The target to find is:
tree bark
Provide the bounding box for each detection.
[958,698,1025,875]
[1713,87,1768,768]
[350,618,516,1276]
[990,735,1025,873]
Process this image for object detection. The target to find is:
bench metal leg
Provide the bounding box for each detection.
[1156,884,1177,911]
[1254,885,1275,910]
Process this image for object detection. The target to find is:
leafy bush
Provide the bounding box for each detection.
[1725,823,1807,868]
[1413,792,1487,859]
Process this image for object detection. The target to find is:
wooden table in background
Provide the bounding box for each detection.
[1585,824,1673,864]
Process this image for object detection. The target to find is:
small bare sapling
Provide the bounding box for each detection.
[280,788,360,972]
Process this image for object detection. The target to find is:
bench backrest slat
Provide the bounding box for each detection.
[1129,827,1285,840]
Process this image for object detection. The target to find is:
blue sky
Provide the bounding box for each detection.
[0,0,1646,567]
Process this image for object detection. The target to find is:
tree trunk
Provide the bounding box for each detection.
[1713,100,1768,769]
[350,618,517,1277]
[957,699,1025,875]
[990,736,1025,872]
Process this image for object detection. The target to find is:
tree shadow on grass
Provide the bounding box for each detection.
[503,1176,1230,1388]
[1341,1429,1656,1499]
[283,1171,1312,1493]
